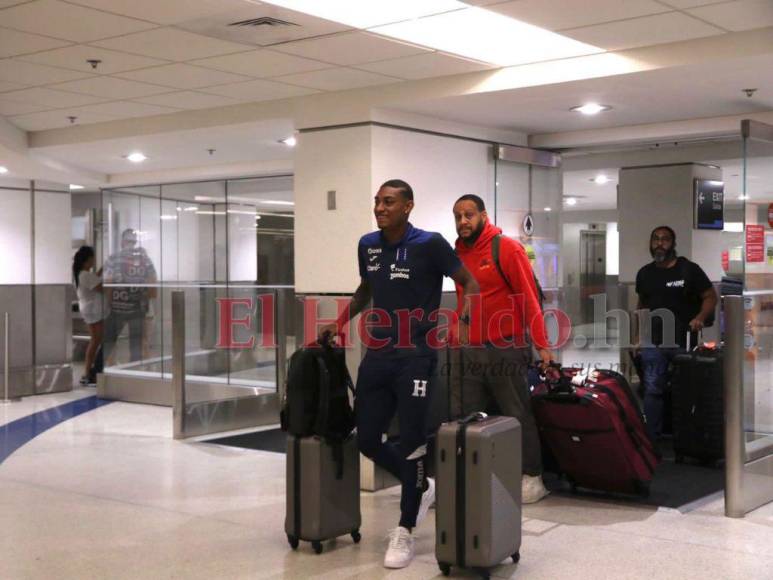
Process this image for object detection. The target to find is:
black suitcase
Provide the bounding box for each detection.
[670,335,724,464]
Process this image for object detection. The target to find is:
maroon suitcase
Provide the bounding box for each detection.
[531,367,659,496]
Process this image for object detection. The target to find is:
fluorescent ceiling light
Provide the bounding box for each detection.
[260,0,465,29]
[724,222,743,232]
[593,175,610,185]
[69,184,84,190]
[196,210,226,215]
[738,194,750,200]
[370,7,601,66]
[544,207,551,212]
[0,166,9,174]
[571,103,610,115]
[280,136,297,147]
[227,209,258,215]
[183,206,199,212]
[260,200,295,206]
[126,152,147,163]
[565,197,577,206]
[160,215,177,220]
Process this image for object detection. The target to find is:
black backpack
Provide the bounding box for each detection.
[281,344,356,442]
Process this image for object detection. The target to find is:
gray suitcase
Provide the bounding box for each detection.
[435,413,522,578]
[285,434,361,554]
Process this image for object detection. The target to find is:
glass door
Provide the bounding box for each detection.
[725,120,773,516]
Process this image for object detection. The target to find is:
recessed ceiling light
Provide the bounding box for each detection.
[260,200,295,206]
[279,136,297,147]
[571,103,611,115]
[69,184,84,190]
[592,174,610,185]
[125,152,147,163]
[565,197,577,206]
[0,166,8,174]
[544,207,551,212]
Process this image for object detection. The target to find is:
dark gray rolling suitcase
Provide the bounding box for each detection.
[670,333,724,464]
[285,433,361,554]
[435,413,522,579]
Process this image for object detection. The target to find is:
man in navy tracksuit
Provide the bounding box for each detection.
[321,179,478,569]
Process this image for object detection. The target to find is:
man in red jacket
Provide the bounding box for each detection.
[450,194,552,503]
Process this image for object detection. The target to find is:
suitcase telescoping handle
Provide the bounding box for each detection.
[458,411,488,425]
[686,329,703,352]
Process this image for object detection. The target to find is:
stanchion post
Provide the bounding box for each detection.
[724,295,746,517]
[172,292,186,439]
[2,312,20,404]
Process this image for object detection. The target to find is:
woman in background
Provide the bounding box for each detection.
[72,246,108,386]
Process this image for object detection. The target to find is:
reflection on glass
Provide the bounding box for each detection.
[101,176,295,392]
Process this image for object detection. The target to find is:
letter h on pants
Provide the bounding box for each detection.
[355,355,435,529]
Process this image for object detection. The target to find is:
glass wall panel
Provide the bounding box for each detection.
[741,131,773,447]
[101,176,294,396]
[101,186,161,377]
[494,159,564,353]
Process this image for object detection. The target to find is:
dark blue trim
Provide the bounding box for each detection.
[0,396,113,465]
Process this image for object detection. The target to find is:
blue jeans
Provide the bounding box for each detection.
[640,347,681,441]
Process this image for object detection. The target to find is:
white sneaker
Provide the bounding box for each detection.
[384,526,415,569]
[415,477,435,526]
[522,474,550,504]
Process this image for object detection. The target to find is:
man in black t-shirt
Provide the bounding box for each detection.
[635,225,717,442]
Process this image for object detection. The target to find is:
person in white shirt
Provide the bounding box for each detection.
[72,246,108,386]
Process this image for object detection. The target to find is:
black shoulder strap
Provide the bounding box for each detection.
[313,354,331,437]
[491,234,512,292]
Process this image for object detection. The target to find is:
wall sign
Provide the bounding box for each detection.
[522,214,534,237]
[721,250,729,272]
[746,224,765,262]
[768,203,773,228]
[694,179,724,230]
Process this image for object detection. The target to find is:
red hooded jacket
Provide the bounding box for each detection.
[454,221,549,349]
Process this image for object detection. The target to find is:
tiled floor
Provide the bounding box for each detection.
[1,390,772,580]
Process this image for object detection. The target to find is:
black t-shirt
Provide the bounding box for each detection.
[635,257,713,347]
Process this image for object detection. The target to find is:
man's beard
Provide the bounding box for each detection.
[464,221,486,245]
[651,247,676,263]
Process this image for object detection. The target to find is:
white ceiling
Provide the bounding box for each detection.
[35,119,295,174]
[563,168,619,211]
[0,0,770,132]
[393,52,773,135]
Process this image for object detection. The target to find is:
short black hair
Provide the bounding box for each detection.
[650,225,676,244]
[454,194,486,212]
[380,179,413,201]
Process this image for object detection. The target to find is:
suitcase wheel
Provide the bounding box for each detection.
[473,567,491,579]
[512,551,520,563]
[351,530,361,544]
[287,535,299,550]
[312,541,323,555]
[438,562,451,576]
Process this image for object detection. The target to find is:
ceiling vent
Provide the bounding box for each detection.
[229,16,298,28]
